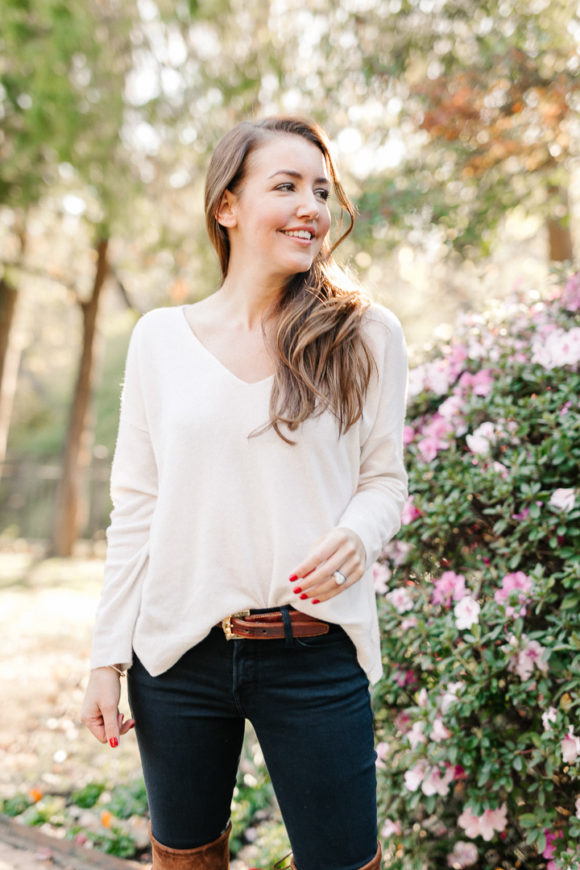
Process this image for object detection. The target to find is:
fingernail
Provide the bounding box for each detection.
[312,599,320,604]
[293,586,302,594]
[299,593,308,600]
[289,574,298,582]
[109,737,118,748]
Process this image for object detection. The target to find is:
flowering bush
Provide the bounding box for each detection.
[374,271,580,869]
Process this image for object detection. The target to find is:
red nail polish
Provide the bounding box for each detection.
[299,593,308,600]
[289,574,298,582]
[312,599,320,604]
[109,737,118,748]
[293,586,302,594]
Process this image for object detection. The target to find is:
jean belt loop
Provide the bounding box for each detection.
[280,605,295,648]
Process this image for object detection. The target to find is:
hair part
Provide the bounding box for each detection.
[204,116,375,444]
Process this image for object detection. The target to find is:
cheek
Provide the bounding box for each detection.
[319,209,331,240]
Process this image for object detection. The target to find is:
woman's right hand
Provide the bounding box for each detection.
[80,668,135,748]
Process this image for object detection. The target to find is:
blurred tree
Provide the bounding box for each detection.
[0,0,101,464]
[251,0,578,262]
[0,0,143,552]
[335,0,579,261]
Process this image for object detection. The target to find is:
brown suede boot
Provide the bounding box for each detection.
[284,841,382,870]
[148,821,231,869]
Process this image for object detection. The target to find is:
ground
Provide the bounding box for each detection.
[0,547,261,869]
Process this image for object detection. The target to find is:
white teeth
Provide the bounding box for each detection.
[283,230,313,240]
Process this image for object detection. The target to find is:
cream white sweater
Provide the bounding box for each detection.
[90,303,408,684]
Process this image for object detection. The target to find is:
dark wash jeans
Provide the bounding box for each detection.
[127,612,378,870]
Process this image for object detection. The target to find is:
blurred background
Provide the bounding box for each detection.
[0,0,578,863]
[1,0,579,550]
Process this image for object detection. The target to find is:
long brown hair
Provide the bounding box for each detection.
[204,116,375,444]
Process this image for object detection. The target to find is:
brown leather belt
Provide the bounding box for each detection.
[217,609,330,641]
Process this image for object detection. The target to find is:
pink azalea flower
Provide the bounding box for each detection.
[439,681,463,714]
[561,729,580,764]
[381,818,401,838]
[478,805,507,841]
[454,596,480,630]
[507,636,549,681]
[543,828,564,859]
[562,273,580,311]
[425,359,455,395]
[542,707,558,731]
[432,571,467,606]
[403,425,416,445]
[386,587,413,613]
[375,741,389,769]
[532,326,580,368]
[458,804,507,841]
[447,841,478,868]
[458,368,494,397]
[401,616,418,630]
[492,461,509,479]
[576,796,580,819]
[438,393,465,422]
[394,668,417,688]
[401,495,421,525]
[404,759,428,792]
[431,716,451,742]
[417,688,428,707]
[466,421,495,455]
[494,571,532,617]
[372,562,391,594]
[381,540,412,566]
[417,435,442,462]
[550,488,576,513]
[457,807,480,839]
[394,710,412,733]
[421,763,454,796]
[446,342,469,371]
[453,764,467,780]
[407,721,427,749]
[511,506,530,521]
[416,413,455,462]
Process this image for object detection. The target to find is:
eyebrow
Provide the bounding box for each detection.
[268,169,330,185]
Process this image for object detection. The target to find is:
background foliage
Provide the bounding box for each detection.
[373,269,580,869]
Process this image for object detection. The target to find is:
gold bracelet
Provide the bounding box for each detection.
[108,665,126,677]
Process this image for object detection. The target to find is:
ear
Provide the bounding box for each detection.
[215,190,238,228]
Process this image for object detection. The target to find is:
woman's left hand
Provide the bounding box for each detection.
[288,527,367,603]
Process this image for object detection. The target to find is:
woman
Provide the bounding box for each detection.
[81,116,408,870]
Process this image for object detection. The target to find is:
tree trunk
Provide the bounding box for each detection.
[546,184,574,262]
[0,278,20,467]
[51,238,109,557]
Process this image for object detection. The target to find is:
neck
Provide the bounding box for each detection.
[217,268,289,331]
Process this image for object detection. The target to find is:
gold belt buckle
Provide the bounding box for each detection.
[222,609,250,640]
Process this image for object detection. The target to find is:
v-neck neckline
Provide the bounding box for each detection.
[180,305,275,387]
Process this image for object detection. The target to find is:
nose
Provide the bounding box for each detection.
[295,191,320,219]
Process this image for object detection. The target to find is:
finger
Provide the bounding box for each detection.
[83,715,108,745]
[297,555,364,603]
[119,717,136,736]
[288,531,344,582]
[102,704,121,748]
[292,542,354,593]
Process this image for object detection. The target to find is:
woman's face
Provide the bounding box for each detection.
[219,133,332,282]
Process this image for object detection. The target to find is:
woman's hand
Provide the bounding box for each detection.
[288,527,367,604]
[80,668,135,748]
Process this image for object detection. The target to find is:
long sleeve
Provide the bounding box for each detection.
[337,309,408,568]
[90,318,158,670]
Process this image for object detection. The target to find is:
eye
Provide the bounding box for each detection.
[316,188,330,201]
[275,182,295,192]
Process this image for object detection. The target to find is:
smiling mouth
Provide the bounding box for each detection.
[281,229,314,241]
